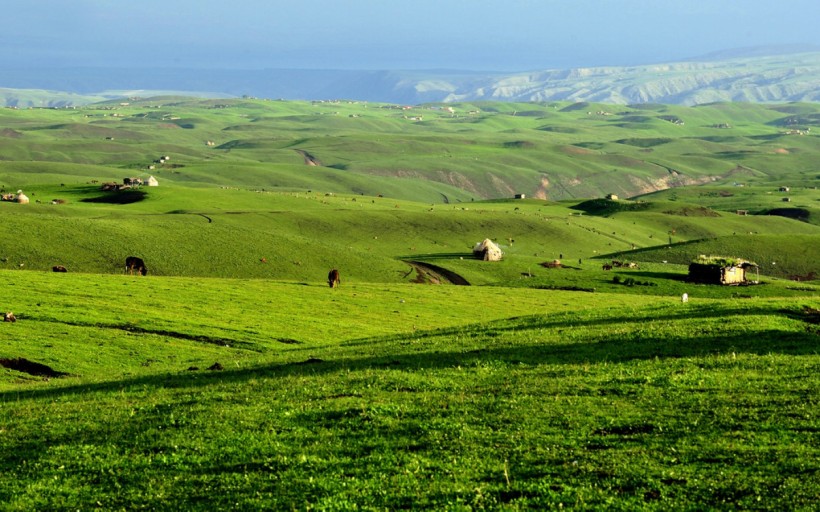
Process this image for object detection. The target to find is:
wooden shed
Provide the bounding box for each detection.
[687,255,759,285]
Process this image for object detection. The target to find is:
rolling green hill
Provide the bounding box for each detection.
[1,97,818,203]
[0,97,818,510]
[0,266,817,510]
[0,97,818,285]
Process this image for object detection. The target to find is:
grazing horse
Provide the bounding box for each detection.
[52,265,68,272]
[125,256,148,276]
[328,269,340,288]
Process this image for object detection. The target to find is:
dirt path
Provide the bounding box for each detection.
[294,149,323,166]
[403,260,470,285]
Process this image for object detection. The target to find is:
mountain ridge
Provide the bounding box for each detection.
[2,48,818,107]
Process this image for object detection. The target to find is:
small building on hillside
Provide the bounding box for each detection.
[4,190,30,204]
[687,255,759,285]
[473,239,503,262]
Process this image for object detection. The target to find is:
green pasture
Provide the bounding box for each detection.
[1,183,817,284]
[0,97,818,509]
[2,98,818,202]
[1,271,818,510]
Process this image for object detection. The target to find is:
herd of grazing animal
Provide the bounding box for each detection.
[49,259,147,275]
[5,258,348,328]
[28,258,343,289]
[603,260,638,270]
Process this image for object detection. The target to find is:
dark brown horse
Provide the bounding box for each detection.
[125,256,148,276]
[328,269,340,288]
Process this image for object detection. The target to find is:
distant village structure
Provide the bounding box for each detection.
[687,255,759,285]
[1,190,29,204]
[473,239,503,262]
[99,175,157,191]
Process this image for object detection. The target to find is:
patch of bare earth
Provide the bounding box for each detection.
[534,176,550,200]
[403,261,470,285]
[561,145,596,155]
[295,149,323,166]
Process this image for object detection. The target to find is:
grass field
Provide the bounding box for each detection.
[1,271,818,510]
[0,97,818,509]
[2,98,819,202]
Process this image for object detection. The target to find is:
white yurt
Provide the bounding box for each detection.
[472,239,503,261]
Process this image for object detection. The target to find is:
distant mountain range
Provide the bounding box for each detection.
[2,47,818,107]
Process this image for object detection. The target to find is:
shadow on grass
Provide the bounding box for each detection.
[396,252,473,261]
[402,260,470,285]
[81,190,147,204]
[1,305,818,491]
[622,271,689,281]
[3,304,817,403]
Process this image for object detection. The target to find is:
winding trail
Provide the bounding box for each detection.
[403,260,470,285]
[294,149,323,166]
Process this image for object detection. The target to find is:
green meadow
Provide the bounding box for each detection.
[0,98,818,510]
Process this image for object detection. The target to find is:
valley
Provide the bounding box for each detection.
[0,96,817,510]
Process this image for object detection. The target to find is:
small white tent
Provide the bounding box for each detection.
[472,239,503,261]
[146,176,159,186]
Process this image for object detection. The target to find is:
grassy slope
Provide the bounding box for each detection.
[0,98,818,509]
[0,98,817,283]
[0,271,817,510]
[1,186,817,282]
[2,98,818,202]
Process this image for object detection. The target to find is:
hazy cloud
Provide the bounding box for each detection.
[3,0,818,70]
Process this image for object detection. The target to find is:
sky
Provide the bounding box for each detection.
[3,0,819,72]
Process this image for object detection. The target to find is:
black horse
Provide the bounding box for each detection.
[125,256,148,276]
[328,269,340,288]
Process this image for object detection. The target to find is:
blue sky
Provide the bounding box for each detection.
[3,0,819,71]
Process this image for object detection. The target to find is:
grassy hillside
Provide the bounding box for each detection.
[1,97,817,283]
[0,97,818,509]
[1,98,818,202]
[1,271,818,510]
[1,184,817,284]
